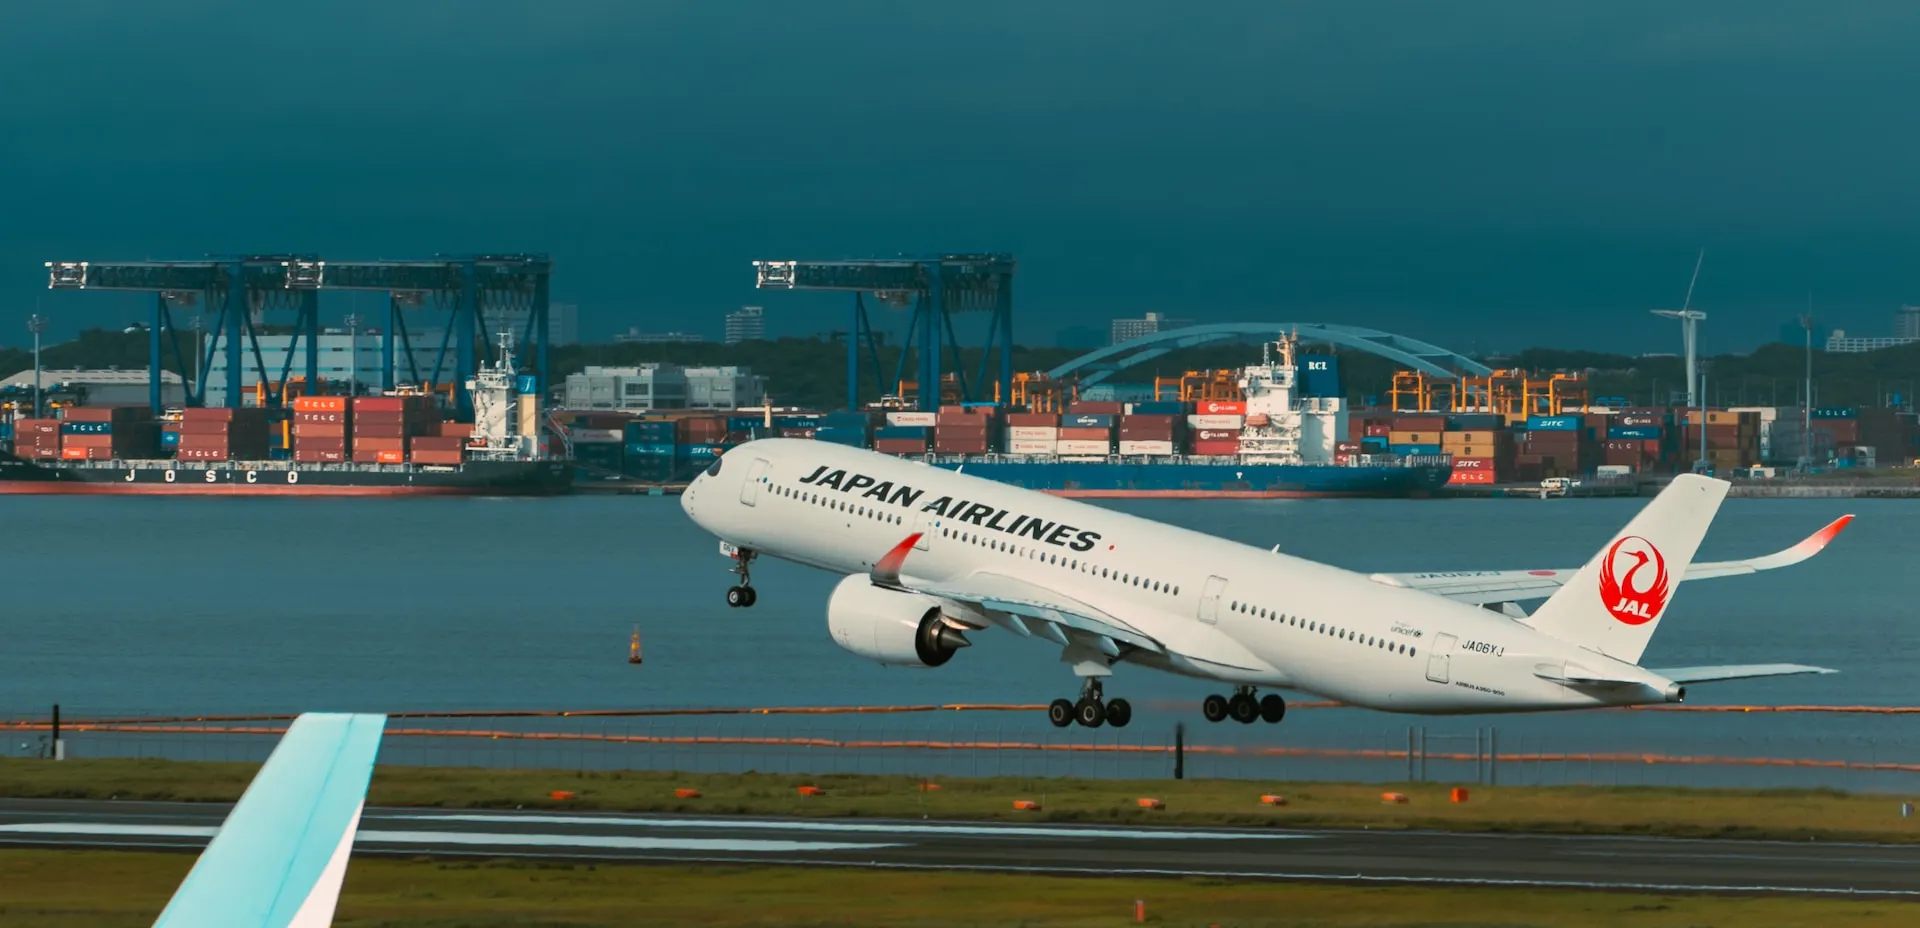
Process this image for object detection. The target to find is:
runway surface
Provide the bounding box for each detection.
[2,798,1916,896]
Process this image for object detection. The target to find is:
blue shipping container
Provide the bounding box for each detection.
[726,416,764,431]
[1608,427,1662,440]
[61,422,113,435]
[625,442,676,458]
[772,416,822,430]
[1361,436,1389,452]
[677,444,725,459]
[1527,416,1582,431]
[1390,443,1444,455]
[1297,355,1342,399]
[1128,401,1186,415]
[160,431,181,447]
[875,425,930,439]
[1062,414,1115,428]
[624,421,677,441]
[1812,406,1857,420]
[1446,414,1502,430]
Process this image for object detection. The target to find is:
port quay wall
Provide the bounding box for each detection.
[6,703,1919,792]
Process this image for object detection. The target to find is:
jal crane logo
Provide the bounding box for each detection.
[1597,535,1670,626]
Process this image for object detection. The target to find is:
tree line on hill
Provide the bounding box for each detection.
[7,328,1920,413]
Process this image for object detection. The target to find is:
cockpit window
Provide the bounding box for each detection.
[705,457,723,477]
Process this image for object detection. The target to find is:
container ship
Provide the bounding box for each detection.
[0,341,570,496]
[567,336,1453,499]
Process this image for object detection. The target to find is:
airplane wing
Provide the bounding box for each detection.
[1370,515,1853,606]
[153,712,387,928]
[871,533,1163,657]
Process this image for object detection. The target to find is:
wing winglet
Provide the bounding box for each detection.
[154,712,387,928]
[870,533,924,587]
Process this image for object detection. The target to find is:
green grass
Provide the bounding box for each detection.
[5,757,1920,844]
[2,850,1913,927]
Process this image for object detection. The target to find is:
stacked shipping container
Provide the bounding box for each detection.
[177,408,269,462]
[57,406,160,460]
[291,396,350,462]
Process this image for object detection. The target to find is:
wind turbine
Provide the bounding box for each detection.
[1651,249,1707,409]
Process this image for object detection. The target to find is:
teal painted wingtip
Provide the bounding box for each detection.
[153,712,387,928]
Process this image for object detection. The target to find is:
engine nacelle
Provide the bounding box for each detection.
[827,574,971,668]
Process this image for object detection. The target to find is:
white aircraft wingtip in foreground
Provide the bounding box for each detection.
[683,439,1849,728]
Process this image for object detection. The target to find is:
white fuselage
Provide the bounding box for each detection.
[682,439,1679,714]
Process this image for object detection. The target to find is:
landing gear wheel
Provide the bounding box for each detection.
[1202,694,1229,723]
[1075,697,1107,728]
[1228,693,1260,724]
[1259,693,1287,724]
[725,587,749,608]
[1047,699,1074,728]
[739,586,757,607]
[1105,698,1133,728]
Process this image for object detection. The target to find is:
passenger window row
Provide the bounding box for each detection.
[939,526,1178,597]
[773,484,904,526]
[1228,599,1416,658]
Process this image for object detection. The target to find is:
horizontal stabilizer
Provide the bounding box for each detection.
[1651,664,1837,684]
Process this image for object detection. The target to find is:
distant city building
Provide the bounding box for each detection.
[725,306,766,345]
[203,331,454,406]
[613,327,706,344]
[1822,306,1920,353]
[490,302,580,348]
[563,364,765,411]
[0,368,185,407]
[1109,312,1191,345]
[1053,325,1106,350]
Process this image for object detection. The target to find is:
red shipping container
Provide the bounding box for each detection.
[352,396,408,413]
[1451,457,1497,470]
[1057,427,1112,441]
[1004,413,1058,426]
[872,439,928,454]
[1192,400,1246,416]
[1336,441,1362,453]
[779,428,817,438]
[439,422,474,439]
[17,419,61,435]
[1066,401,1126,415]
[61,406,152,423]
[1364,424,1392,438]
[291,396,348,413]
[295,423,347,438]
[411,450,464,465]
[294,411,347,425]
[62,434,112,449]
[934,442,991,454]
[351,436,404,452]
[1448,469,1496,485]
[175,447,230,461]
[295,449,347,463]
[1190,440,1241,455]
[1193,428,1241,442]
[1395,416,1447,431]
[353,423,408,439]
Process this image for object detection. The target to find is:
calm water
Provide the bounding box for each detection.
[3,493,1915,777]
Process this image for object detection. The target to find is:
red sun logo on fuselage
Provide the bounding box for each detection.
[1597,535,1670,626]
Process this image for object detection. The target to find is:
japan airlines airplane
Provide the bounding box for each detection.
[681,438,1850,729]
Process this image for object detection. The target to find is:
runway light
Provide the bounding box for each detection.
[1450,787,1470,803]
[797,785,825,797]
[1260,794,1287,806]
[549,790,576,801]
[1136,798,1164,810]
[674,788,702,799]
[1381,792,1409,804]
[1012,800,1041,811]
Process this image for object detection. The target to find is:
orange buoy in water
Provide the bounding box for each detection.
[628,625,644,665]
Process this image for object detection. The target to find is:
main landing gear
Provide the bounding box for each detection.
[1048,679,1132,729]
[725,547,758,608]
[1201,687,1285,725]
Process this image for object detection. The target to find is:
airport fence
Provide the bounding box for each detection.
[5,704,1920,793]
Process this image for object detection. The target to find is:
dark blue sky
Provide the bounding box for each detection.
[3,2,1917,355]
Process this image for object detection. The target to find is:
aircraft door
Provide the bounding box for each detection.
[739,458,770,506]
[1426,633,1456,684]
[1197,576,1228,624]
[910,509,933,550]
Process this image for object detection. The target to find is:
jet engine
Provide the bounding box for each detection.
[826,574,972,667]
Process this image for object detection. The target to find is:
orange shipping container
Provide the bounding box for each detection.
[291,396,348,413]
[1443,431,1501,445]
[1193,400,1247,415]
[376,449,405,464]
[1388,431,1438,445]
[1448,469,1496,485]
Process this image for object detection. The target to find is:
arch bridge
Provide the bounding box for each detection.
[1046,322,1490,387]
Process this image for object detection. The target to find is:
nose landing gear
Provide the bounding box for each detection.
[1202,687,1285,724]
[725,547,758,608]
